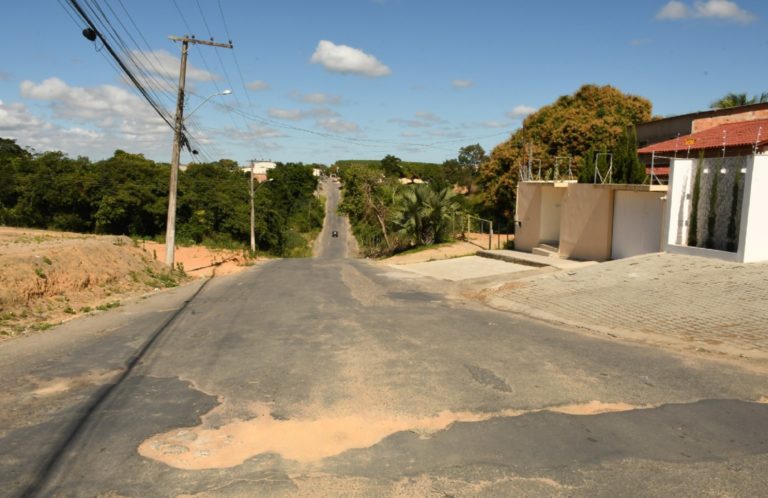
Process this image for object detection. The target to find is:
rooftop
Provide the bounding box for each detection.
[637,119,768,155]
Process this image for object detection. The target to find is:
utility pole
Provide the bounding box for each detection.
[165,35,233,267]
[250,161,256,253]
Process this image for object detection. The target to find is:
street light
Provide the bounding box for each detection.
[186,89,232,119]
[165,89,232,267]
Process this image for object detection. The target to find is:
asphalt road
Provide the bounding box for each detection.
[1,181,767,497]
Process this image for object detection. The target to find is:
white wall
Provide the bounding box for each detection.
[540,187,564,243]
[740,155,768,262]
[664,159,693,249]
[611,191,665,259]
[665,154,768,263]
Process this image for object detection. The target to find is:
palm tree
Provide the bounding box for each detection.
[710,92,768,109]
[393,184,459,246]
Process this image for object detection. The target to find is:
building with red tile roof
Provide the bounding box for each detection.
[638,118,768,156]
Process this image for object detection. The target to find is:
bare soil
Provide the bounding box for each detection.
[381,232,508,265]
[0,227,258,339]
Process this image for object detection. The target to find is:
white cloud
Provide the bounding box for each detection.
[656,1,691,19]
[20,78,164,128]
[695,0,755,22]
[390,111,444,128]
[316,118,360,133]
[479,120,511,129]
[130,50,219,81]
[221,124,284,141]
[268,107,338,121]
[506,105,537,119]
[291,92,342,105]
[310,40,391,77]
[656,0,756,22]
[0,101,46,131]
[10,78,173,158]
[414,111,443,123]
[452,79,474,89]
[246,80,270,91]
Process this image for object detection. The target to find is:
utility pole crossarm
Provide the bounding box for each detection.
[168,35,233,49]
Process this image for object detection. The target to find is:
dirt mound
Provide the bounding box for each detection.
[0,228,258,339]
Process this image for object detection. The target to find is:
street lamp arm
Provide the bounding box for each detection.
[186,89,232,120]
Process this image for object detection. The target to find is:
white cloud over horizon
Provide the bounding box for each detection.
[316,118,360,134]
[310,40,391,77]
[656,0,756,23]
[506,105,537,119]
[129,50,220,82]
[291,92,342,105]
[452,79,474,89]
[268,107,338,121]
[246,80,270,91]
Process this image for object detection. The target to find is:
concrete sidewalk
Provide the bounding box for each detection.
[483,252,768,361]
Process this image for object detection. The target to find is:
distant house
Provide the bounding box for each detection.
[242,160,276,183]
[636,103,768,183]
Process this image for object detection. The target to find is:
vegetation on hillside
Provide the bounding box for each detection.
[337,155,463,257]
[0,138,323,257]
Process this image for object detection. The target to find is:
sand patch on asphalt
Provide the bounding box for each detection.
[32,369,121,397]
[139,400,651,470]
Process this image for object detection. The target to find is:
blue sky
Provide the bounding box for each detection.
[0,0,766,165]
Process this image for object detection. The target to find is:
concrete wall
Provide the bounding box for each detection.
[740,155,768,262]
[692,109,768,133]
[559,184,614,261]
[514,182,543,252]
[611,191,665,259]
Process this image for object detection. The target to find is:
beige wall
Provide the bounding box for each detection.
[692,109,768,133]
[559,184,615,261]
[514,182,542,251]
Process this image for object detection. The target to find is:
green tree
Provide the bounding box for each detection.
[483,84,652,214]
[380,155,403,178]
[710,92,768,109]
[393,184,459,246]
[611,126,645,184]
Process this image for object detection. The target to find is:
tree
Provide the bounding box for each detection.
[380,155,403,178]
[393,183,459,246]
[710,92,768,109]
[611,125,645,184]
[482,84,652,216]
[458,144,487,171]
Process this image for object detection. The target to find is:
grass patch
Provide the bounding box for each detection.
[63,306,76,315]
[30,322,55,331]
[42,256,53,265]
[96,301,120,311]
[144,266,180,288]
[79,306,92,313]
[34,267,47,279]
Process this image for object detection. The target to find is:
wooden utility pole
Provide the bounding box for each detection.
[165,35,233,267]
[250,161,256,253]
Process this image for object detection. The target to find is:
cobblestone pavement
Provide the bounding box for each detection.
[485,253,768,361]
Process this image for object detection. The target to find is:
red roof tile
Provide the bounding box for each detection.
[638,119,768,155]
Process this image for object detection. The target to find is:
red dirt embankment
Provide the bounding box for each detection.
[0,227,256,339]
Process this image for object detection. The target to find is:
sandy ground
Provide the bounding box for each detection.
[141,242,256,278]
[0,227,258,339]
[381,232,510,265]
